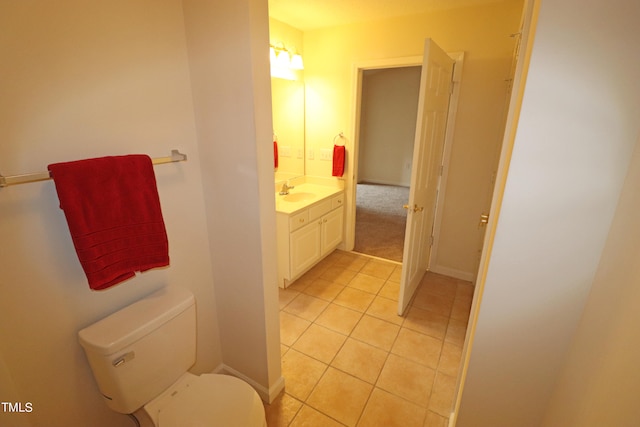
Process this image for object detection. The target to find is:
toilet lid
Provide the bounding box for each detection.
[157,374,265,427]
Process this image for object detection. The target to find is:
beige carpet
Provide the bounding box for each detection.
[354,183,409,262]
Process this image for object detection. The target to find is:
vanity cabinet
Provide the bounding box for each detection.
[277,192,344,287]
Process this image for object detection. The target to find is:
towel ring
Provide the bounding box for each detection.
[333,132,345,146]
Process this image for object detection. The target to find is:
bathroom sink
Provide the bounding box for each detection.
[282,192,316,202]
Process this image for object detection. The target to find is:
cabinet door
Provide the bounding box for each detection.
[290,222,322,278]
[321,206,344,256]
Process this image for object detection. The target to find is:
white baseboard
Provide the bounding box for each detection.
[357,178,409,187]
[215,363,285,404]
[430,264,475,282]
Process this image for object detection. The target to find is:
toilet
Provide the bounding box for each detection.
[78,286,266,427]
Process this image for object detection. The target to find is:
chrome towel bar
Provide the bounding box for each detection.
[0,149,187,188]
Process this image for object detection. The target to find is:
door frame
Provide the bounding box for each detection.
[345,53,465,260]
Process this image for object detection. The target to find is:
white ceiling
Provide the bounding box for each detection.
[268,0,507,31]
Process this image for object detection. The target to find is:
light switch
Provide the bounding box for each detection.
[320,148,332,160]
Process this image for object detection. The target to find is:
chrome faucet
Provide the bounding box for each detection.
[279,182,294,195]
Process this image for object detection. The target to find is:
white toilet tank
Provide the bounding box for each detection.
[78,287,196,414]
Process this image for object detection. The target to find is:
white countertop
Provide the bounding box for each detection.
[275,183,343,215]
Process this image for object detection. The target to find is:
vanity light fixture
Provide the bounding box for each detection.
[269,43,304,70]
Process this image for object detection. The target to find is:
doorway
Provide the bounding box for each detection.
[354,66,421,262]
[347,54,465,270]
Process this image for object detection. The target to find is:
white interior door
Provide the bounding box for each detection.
[398,39,454,315]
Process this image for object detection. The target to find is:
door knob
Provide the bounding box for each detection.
[403,204,424,212]
[479,213,489,227]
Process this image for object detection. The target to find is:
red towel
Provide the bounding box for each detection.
[48,155,169,290]
[332,145,346,177]
[274,140,279,168]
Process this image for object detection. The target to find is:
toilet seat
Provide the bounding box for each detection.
[145,373,266,427]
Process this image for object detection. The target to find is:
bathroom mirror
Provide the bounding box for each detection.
[272,77,305,181]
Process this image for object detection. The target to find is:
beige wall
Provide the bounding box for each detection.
[542,136,640,426]
[182,0,282,400]
[301,0,523,276]
[358,67,421,187]
[0,0,279,426]
[0,2,217,425]
[457,0,640,424]
[269,17,304,56]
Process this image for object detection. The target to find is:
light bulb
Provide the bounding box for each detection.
[275,50,290,68]
[290,54,304,70]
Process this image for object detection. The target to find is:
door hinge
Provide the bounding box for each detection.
[479,213,489,227]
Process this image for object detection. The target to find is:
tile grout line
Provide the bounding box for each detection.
[276,251,471,426]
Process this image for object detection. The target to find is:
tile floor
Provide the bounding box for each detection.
[265,250,474,427]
